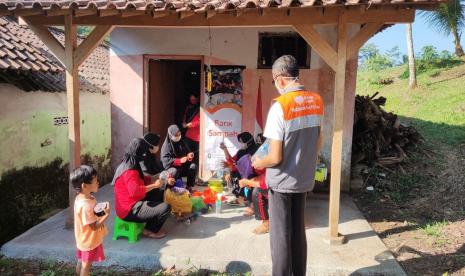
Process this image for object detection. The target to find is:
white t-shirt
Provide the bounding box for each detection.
[264,102,284,142]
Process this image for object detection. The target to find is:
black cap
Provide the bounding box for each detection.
[143,132,160,148]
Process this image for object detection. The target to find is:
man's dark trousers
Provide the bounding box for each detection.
[269,189,307,276]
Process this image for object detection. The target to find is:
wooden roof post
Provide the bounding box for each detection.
[328,12,348,245]
[64,14,80,228]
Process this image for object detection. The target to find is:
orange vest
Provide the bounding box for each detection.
[275,90,324,122]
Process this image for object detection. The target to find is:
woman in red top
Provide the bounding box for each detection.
[183,94,200,166]
[112,138,174,239]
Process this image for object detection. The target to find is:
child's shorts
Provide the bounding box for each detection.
[76,244,105,263]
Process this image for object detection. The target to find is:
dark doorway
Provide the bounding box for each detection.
[148,59,201,151]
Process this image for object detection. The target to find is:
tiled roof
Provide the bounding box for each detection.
[0,0,446,13]
[0,16,109,93]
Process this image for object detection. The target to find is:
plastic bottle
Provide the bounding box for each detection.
[215,199,222,214]
[216,159,224,179]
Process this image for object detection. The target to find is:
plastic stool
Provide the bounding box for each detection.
[112,217,145,243]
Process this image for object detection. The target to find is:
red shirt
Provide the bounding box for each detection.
[185,112,200,142]
[114,170,151,219]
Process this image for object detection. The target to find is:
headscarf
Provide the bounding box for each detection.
[112,138,148,185]
[161,125,191,169]
[235,132,259,160]
[143,132,160,148]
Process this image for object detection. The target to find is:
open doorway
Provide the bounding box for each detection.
[147,58,202,159]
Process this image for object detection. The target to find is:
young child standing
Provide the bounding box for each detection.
[70,165,110,276]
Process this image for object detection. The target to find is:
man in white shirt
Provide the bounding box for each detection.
[253,55,324,276]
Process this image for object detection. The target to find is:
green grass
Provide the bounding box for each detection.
[357,64,465,147]
[420,220,449,237]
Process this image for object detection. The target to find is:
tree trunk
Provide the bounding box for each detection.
[452,27,464,57]
[406,23,417,89]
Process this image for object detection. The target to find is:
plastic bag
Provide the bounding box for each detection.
[191,196,206,212]
[252,140,269,162]
[164,189,192,215]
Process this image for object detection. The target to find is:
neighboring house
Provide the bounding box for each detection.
[110,25,359,189]
[0,16,110,174]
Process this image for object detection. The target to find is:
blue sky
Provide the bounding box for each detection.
[366,11,463,55]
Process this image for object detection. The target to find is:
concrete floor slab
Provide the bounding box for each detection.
[1,185,405,275]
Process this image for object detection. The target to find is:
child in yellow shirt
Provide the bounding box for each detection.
[70,165,109,276]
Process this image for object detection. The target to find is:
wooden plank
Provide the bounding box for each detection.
[329,13,347,241]
[25,22,66,65]
[74,9,98,17]
[293,24,337,71]
[205,9,216,19]
[347,23,384,60]
[64,14,80,228]
[21,6,417,26]
[345,8,415,23]
[99,9,120,17]
[46,9,71,17]
[24,7,340,26]
[0,9,12,16]
[14,9,44,17]
[120,9,146,17]
[74,25,113,67]
[179,11,195,19]
[153,11,171,19]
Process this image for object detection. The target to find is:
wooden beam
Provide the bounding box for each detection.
[74,9,98,17]
[21,6,416,26]
[153,11,171,19]
[345,8,414,23]
[25,7,340,26]
[14,9,43,17]
[99,9,120,17]
[45,9,71,17]
[293,24,338,71]
[64,14,80,229]
[179,11,195,20]
[329,13,347,244]
[25,22,66,65]
[347,23,384,60]
[205,9,216,19]
[74,25,113,67]
[120,9,146,18]
[0,9,12,16]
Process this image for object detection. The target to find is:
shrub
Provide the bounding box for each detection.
[400,46,463,79]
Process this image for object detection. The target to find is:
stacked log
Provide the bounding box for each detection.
[351,92,422,167]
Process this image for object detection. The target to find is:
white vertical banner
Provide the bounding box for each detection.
[204,105,242,172]
[202,65,244,177]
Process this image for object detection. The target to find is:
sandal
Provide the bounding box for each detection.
[143,229,167,239]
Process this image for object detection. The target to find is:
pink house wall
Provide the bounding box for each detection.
[110,54,145,167]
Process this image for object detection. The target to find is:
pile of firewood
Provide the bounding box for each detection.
[351,92,422,167]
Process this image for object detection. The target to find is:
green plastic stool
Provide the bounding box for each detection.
[112,217,145,243]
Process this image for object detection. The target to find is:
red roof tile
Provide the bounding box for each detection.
[0,16,109,93]
[0,0,446,13]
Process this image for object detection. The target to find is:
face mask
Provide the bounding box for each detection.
[240,143,248,150]
[171,135,182,143]
[275,77,297,95]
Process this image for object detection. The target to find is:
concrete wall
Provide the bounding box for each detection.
[0,84,111,174]
[110,26,359,190]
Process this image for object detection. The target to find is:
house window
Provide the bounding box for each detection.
[258,32,311,69]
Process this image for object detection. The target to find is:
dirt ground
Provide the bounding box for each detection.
[353,143,465,275]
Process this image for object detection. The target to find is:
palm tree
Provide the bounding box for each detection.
[406,23,417,89]
[422,0,465,57]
